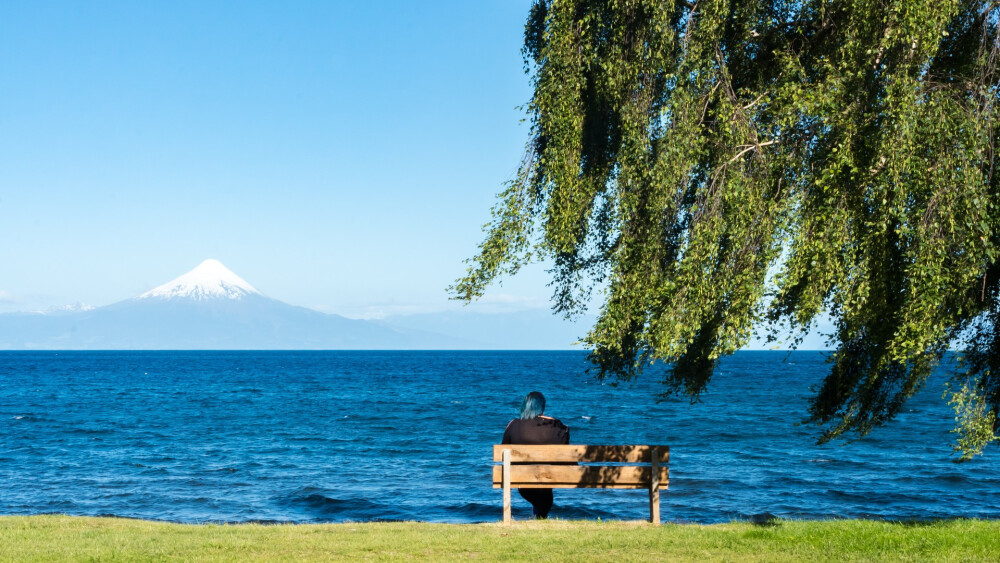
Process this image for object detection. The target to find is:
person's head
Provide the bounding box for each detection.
[520,391,546,420]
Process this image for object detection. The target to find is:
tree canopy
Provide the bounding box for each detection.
[453,0,1000,459]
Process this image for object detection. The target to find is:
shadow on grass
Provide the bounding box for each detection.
[743,516,968,529]
[746,513,782,527]
[889,518,963,528]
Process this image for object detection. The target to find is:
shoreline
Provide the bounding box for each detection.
[0,512,990,526]
[2,515,998,561]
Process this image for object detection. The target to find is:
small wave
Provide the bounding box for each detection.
[282,487,419,521]
[826,489,904,503]
[68,426,113,435]
[96,492,141,500]
[674,477,745,489]
[297,494,382,512]
[443,502,496,521]
[8,415,53,422]
[136,456,177,464]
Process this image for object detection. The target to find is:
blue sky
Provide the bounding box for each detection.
[0,1,832,349]
[1,0,555,317]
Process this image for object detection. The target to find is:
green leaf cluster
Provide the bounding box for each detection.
[453,0,1000,459]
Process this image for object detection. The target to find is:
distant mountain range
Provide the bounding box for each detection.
[0,260,588,350]
[383,310,593,350]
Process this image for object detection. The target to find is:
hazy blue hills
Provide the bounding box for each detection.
[0,260,461,350]
[383,310,592,350]
[0,295,466,350]
[0,259,589,350]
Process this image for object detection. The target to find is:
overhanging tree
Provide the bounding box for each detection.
[452,0,1000,459]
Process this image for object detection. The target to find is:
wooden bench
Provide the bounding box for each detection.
[492,444,669,524]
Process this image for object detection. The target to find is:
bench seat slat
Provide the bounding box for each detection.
[492,444,669,463]
[492,465,669,489]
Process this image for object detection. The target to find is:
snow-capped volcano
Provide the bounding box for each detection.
[138,259,262,301]
[0,259,471,349]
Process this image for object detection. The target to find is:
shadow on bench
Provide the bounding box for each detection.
[492,444,669,524]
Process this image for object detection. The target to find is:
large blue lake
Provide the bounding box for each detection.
[1,351,998,523]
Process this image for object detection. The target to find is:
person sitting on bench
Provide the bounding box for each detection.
[501,391,570,519]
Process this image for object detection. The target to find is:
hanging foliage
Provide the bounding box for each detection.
[453,0,1000,459]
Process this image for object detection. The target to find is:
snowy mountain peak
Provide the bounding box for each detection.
[138,259,262,301]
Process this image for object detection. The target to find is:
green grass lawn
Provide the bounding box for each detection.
[1,516,998,562]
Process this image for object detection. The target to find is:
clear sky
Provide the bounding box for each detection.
[1,0,554,317]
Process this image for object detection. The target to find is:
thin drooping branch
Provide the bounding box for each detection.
[455,0,1000,460]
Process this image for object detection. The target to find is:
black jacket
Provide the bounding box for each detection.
[502,417,570,445]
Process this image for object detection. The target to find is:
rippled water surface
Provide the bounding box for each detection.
[2,351,998,523]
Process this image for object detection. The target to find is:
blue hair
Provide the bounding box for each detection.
[520,391,546,420]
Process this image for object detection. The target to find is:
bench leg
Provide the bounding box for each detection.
[502,448,511,524]
[649,485,660,525]
[649,447,660,525]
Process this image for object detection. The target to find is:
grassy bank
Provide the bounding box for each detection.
[1,516,998,561]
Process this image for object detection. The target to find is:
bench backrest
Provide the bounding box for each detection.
[491,444,669,489]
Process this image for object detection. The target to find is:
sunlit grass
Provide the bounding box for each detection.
[1,515,998,561]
